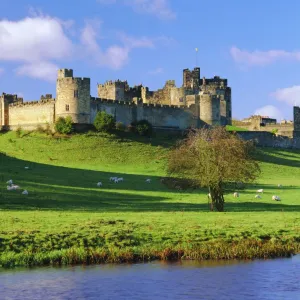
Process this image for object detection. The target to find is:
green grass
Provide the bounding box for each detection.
[0,130,300,268]
[226,125,249,131]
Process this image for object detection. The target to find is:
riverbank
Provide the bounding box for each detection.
[1,131,300,268]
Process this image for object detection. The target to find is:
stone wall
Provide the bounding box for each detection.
[293,106,300,138]
[8,101,55,130]
[199,93,220,125]
[237,131,300,149]
[90,98,197,129]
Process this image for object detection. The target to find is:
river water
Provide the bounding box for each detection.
[0,256,300,300]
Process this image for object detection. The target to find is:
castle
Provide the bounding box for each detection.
[0,67,232,131]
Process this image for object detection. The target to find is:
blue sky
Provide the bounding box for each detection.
[1,0,300,120]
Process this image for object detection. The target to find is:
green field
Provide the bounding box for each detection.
[0,130,300,268]
[226,125,249,132]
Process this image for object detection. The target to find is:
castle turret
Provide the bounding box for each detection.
[55,69,91,123]
[199,91,221,125]
[293,106,300,138]
[183,67,200,89]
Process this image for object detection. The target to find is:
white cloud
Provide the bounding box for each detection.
[15,61,58,81]
[118,33,155,49]
[0,14,73,81]
[80,20,162,69]
[97,0,176,20]
[230,46,300,66]
[0,17,72,62]
[148,67,163,75]
[254,105,283,120]
[271,85,300,106]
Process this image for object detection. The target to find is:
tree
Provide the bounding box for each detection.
[167,127,260,212]
[55,116,73,134]
[94,111,115,132]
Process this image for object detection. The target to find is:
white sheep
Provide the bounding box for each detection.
[97,182,102,187]
[233,192,239,198]
[114,178,119,183]
[255,194,261,199]
[117,178,123,182]
[145,179,151,183]
[6,179,13,185]
[272,195,281,201]
[24,167,29,170]
[110,177,117,181]
[22,190,28,195]
[257,189,264,193]
[7,185,20,191]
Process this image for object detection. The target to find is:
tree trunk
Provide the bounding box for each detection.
[209,185,224,212]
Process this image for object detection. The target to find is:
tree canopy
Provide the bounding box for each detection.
[167,127,261,211]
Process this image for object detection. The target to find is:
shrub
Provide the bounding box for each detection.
[271,128,279,135]
[55,116,73,134]
[116,122,125,131]
[135,120,152,136]
[94,111,115,132]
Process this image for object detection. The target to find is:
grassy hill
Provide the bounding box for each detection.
[0,130,300,267]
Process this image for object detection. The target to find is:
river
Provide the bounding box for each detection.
[0,255,299,300]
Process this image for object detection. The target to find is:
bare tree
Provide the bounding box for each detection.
[167,127,260,212]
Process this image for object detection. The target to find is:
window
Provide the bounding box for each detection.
[74,90,78,98]
[66,104,70,111]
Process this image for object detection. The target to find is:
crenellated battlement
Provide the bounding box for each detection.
[1,66,232,130]
[9,98,55,108]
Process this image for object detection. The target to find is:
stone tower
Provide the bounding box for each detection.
[199,91,221,125]
[55,69,91,123]
[293,106,300,138]
[183,67,200,89]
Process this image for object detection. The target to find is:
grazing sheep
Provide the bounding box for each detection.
[110,177,117,181]
[114,179,119,183]
[6,180,13,185]
[278,184,282,188]
[272,195,281,201]
[255,194,261,199]
[117,178,123,182]
[24,167,29,170]
[233,192,239,198]
[257,189,264,193]
[22,190,28,195]
[146,179,151,183]
[97,182,102,187]
[7,185,20,191]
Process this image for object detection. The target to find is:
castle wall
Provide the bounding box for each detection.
[170,87,186,105]
[136,104,196,129]
[8,101,55,130]
[56,77,90,123]
[90,99,135,126]
[90,99,197,129]
[199,93,221,125]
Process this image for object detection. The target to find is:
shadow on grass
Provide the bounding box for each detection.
[81,129,180,149]
[254,148,300,168]
[1,152,300,212]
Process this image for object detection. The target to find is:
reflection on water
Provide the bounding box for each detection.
[0,256,300,300]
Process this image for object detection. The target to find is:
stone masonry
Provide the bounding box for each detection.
[0,67,234,131]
